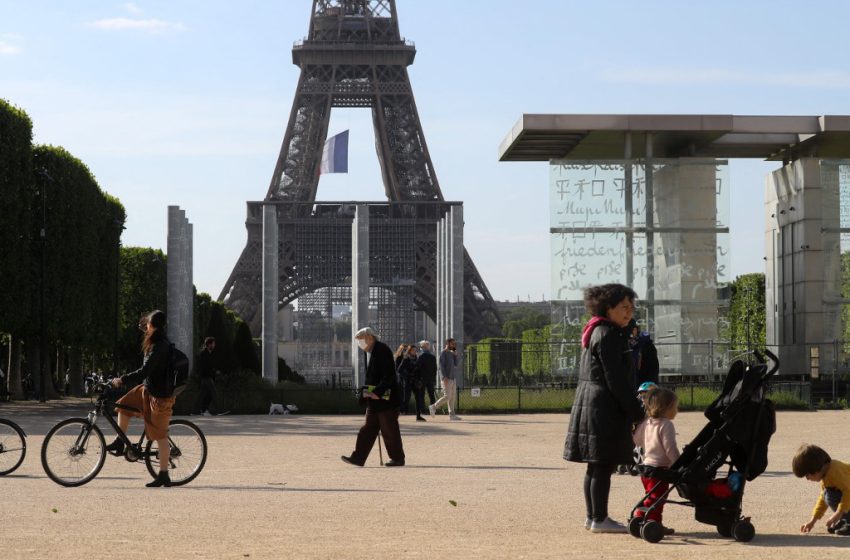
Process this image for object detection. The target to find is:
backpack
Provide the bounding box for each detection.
[169,344,190,396]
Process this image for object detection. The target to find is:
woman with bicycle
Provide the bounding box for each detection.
[107,309,175,488]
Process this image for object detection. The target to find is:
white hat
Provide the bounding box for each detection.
[354,326,378,339]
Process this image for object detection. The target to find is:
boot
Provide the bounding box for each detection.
[105,438,125,457]
[146,470,172,488]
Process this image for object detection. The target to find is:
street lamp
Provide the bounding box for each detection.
[37,168,53,402]
[112,219,126,378]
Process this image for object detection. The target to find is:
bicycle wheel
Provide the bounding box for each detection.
[0,418,27,475]
[145,419,207,486]
[41,418,106,487]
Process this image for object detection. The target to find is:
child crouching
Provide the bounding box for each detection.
[632,387,681,535]
[793,444,850,535]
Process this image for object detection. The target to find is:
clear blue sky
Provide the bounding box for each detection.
[3,1,849,303]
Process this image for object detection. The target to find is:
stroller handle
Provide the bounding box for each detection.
[762,349,779,379]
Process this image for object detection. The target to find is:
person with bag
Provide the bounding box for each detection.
[107,310,176,488]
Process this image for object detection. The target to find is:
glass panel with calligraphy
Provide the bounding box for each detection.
[821,161,850,360]
[550,159,730,378]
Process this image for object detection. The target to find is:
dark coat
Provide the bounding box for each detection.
[121,333,173,398]
[198,347,215,380]
[363,340,399,412]
[564,322,644,465]
[416,351,437,385]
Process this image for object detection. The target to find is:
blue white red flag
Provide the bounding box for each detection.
[320,130,349,174]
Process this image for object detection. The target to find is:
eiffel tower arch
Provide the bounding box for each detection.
[220,0,501,352]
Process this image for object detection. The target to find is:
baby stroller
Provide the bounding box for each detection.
[628,350,778,543]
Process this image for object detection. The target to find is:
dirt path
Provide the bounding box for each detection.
[1,405,848,559]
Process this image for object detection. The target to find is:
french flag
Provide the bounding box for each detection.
[319,130,349,174]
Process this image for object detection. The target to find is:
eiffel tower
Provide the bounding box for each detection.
[220,0,501,342]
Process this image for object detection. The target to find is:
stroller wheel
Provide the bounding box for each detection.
[628,516,644,538]
[716,523,733,538]
[732,520,755,542]
[641,520,664,543]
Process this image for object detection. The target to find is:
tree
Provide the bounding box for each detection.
[116,247,167,372]
[722,273,766,351]
[0,99,34,398]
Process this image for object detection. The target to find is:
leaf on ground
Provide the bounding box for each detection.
[51,508,58,513]
[449,500,457,507]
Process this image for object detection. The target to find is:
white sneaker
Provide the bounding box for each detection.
[449,415,462,421]
[202,410,212,417]
[584,517,592,530]
[428,404,436,417]
[590,517,627,534]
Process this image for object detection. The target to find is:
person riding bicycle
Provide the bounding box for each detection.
[107,309,176,488]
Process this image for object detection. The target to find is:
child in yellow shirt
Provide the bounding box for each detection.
[792,444,850,535]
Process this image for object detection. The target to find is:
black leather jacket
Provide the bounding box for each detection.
[121,334,173,398]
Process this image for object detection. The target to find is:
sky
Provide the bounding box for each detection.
[2,0,850,304]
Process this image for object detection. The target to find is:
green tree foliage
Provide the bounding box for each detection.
[501,307,549,339]
[521,326,553,375]
[31,146,126,352]
[0,99,34,335]
[116,247,167,370]
[465,338,522,385]
[233,321,260,374]
[722,273,766,351]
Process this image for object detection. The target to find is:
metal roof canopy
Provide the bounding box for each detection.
[498,114,850,162]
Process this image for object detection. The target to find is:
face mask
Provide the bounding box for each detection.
[356,338,368,351]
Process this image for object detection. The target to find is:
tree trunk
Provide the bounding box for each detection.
[7,335,23,399]
[68,347,84,397]
[41,338,59,400]
[56,345,67,395]
[25,336,40,399]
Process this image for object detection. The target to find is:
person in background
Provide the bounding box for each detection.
[195,337,217,416]
[628,320,659,389]
[417,340,438,409]
[402,345,426,422]
[429,338,461,421]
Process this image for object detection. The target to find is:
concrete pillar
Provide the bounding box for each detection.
[436,213,444,350]
[450,205,465,386]
[262,204,279,382]
[351,204,370,388]
[167,206,193,369]
[765,158,838,376]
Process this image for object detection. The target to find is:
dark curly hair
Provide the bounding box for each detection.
[583,284,637,317]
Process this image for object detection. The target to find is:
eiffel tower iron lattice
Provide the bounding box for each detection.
[220,0,501,343]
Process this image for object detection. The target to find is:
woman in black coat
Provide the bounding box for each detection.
[564,284,645,533]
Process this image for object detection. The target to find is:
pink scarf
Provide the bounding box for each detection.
[581,316,616,348]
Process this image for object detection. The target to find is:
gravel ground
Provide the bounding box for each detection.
[1,400,849,559]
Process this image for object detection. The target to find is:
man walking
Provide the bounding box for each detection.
[429,338,461,421]
[416,340,437,410]
[195,337,217,416]
[342,327,405,467]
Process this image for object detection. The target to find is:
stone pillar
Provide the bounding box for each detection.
[436,213,444,351]
[765,158,835,376]
[449,205,465,386]
[652,160,720,375]
[262,204,279,382]
[167,206,193,371]
[351,204,370,388]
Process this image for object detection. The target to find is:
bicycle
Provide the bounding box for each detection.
[0,418,27,475]
[40,380,207,487]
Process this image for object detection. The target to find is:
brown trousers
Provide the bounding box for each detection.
[349,406,405,464]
